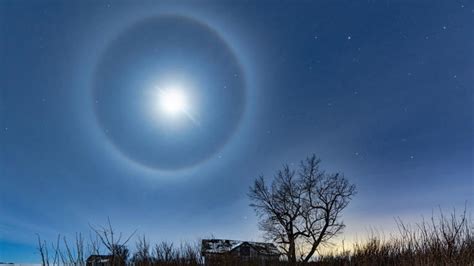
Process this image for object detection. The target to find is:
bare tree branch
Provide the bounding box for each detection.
[249,154,356,262]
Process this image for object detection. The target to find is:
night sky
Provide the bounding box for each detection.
[1,1,473,263]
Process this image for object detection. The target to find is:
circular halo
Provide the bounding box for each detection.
[92,15,247,171]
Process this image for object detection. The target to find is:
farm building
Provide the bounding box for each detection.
[201,239,280,265]
[86,254,126,266]
[86,255,113,266]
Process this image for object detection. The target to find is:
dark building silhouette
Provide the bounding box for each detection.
[86,255,113,266]
[201,239,280,265]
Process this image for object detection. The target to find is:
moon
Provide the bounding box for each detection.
[158,88,188,116]
[154,86,198,125]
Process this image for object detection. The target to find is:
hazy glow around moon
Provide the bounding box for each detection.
[92,15,246,170]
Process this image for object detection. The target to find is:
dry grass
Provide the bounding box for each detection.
[317,208,473,266]
[36,208,473,265]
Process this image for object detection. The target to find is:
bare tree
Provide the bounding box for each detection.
[132,235,152,265]
[248,165,305,262]
[37,234,49,266]
[154,241,175,262]
[89,218,136,265]
[36,218,136,265]
[299,155,356,262]
[248,154,356,262]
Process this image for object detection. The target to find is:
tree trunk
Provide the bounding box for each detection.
[303,218,330,262]
[288,234,296,263]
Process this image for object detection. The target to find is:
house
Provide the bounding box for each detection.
[201,239,280,265]
[86,255,113,266]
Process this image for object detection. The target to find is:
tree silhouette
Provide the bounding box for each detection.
[248,154,356,263]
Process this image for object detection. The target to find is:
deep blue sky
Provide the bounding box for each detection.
[1,0,473,263]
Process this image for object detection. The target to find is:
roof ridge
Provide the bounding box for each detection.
[202,238,273,244]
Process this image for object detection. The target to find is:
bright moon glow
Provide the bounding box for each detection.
[159,89,187,115]
[151,84,200,126]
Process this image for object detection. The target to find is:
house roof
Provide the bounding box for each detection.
[201,239,280,256]
[86,255,113,262]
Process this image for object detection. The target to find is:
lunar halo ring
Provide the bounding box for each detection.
[91,14,248,173]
